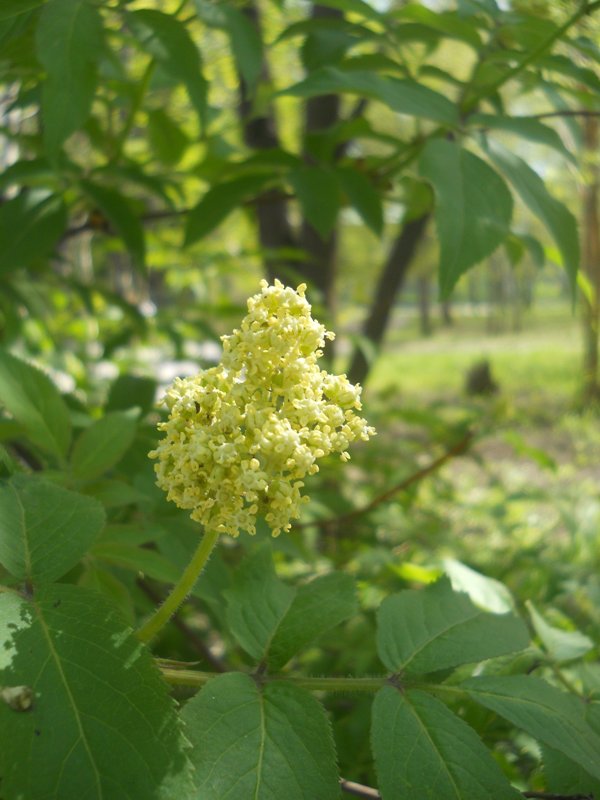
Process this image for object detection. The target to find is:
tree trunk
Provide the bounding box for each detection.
[581,116,600,403]
[417,275,432,336]
[347,214,429,385]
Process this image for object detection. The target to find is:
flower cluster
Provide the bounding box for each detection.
[150,280,375,536]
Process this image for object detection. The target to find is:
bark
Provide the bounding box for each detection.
[347,214,430,386]
[417,275,432,336]
[298,4,343,312]
[238,3,297,283]
[581,115,600,403]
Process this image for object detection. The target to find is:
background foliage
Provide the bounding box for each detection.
[1,0,600,798]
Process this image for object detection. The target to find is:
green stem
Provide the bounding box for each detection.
[137,529,220,644]
[160,667,388,692]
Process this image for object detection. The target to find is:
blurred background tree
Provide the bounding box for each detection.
[2,0,599,394]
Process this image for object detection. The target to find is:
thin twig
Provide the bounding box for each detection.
[293,430,475,531]
[527,110,600,120]
[137,578,227,672]
[340,778,381,799]
[523,793,594,800]
[338,781,593,800]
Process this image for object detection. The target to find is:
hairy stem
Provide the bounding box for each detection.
[137,529,220,644]
[160,667,387,692]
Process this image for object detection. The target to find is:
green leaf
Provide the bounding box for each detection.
[223,5,263,89]
[337,166,384,235]
[147,109,189,165]
[268,572,357,670]
[0,474,105,585]
[184,174,270,247]
[0,349,71,458]
[0,0,46,19]
[486,143,579,288]
[36,0,104,158]
[312,0,384,22]
[470,113,575,163]
[0,584,194,799]
[0,190,67,274]
[92,541,180,584]
[182,672,340,799]
[527,601,594,663]
[376,577,529,674]
[106,374,157,415]
[395,5,482,48]
[543,703,600,796]
[419,139,513,297]
[463,675,600,780]
[225,544,295,661]
[81,179,146,271]
[128,9,207,128]
[289,166,340,239]
[372,687,520,800]
[443,559,515,614]
[280,67,458,125]
[70,410,139,482]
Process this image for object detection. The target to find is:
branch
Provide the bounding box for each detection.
[463,1,600,114]
[338,785,593,800]
[526,109,600,121]
[340,778,381,799]
[61,207,189,243]
[523,793,594,800]
[293,429,475,531]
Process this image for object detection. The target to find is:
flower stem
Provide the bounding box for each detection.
[137,529,220,644]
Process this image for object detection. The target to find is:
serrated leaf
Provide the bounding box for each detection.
[184,174,269,246]
[470,113,575,163]
[543,702,600,796]
[0,349,71,458]
[280,67,458,125]
[182,672,340,799]
[0,190,67,274]
[36,0,103,157]
[70,410,139,482]
[376,577,529,674]
[223,5,263,89]
[0,584,194,799]
[463,675,600,780]
[527,602,594,663]
[268,572,357,670]
[419,139,513,297]
[0,474,105,585]
[81,179,146,271]
[128,9,207,128]
[486,142,579,288]
[337,166,383,235]
[289,166,340,239]
[225,544,295,661]
[372,687,520,799]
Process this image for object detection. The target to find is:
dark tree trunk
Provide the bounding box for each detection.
[581,116,600,403]
[347,214,430,385]
[417,275,432,336]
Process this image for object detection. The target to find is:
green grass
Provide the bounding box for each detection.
[367,304,582,407]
